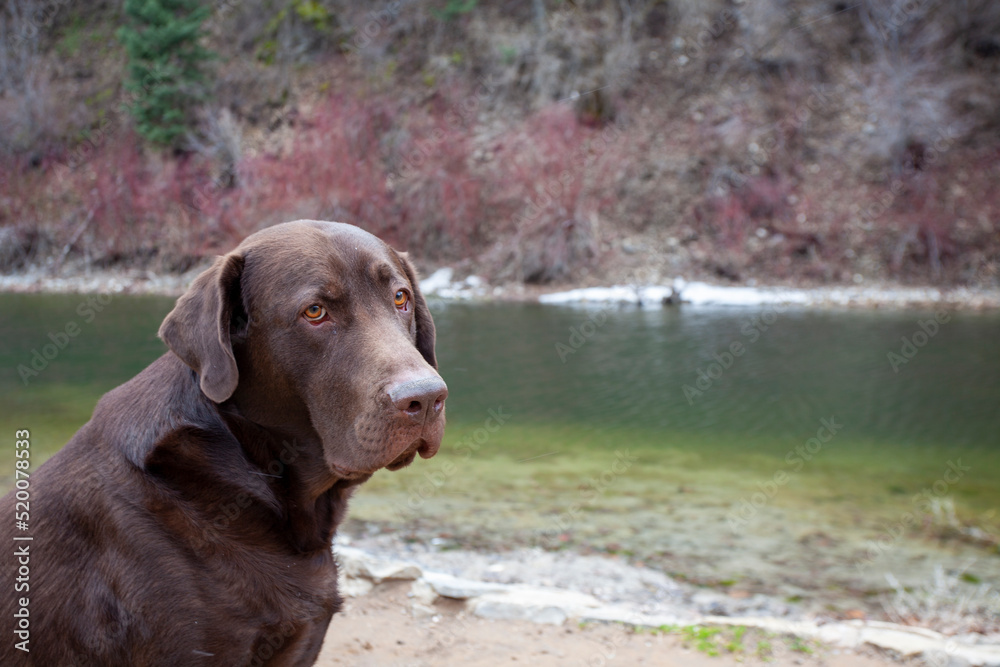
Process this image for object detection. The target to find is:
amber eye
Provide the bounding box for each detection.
[304,304,326,321]
[394,290,409,308]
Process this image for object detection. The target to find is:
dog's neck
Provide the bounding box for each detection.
[109,354,365,554]
[217,406,371,551]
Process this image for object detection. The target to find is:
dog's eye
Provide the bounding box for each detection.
[303,305,326,321]
[394,290,409,309]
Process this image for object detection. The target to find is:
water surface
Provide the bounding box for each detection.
[2,294,998,601]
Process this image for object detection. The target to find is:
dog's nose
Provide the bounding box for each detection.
[388,376,448,422]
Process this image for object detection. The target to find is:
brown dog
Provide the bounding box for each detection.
[0,221,447,665]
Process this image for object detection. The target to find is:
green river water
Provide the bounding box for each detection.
[2,293,998,599]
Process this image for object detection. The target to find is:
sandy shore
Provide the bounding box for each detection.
[314,580,902,667]
[311,539,1000,666]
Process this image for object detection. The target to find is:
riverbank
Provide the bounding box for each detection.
[317,577,903,667]
[342,436,1000,637]
[2,264,1000,310]
[318,538,1000,666]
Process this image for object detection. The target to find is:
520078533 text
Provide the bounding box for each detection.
[13,430,32,653]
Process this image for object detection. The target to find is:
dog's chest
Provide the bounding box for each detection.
[187,547,340,663]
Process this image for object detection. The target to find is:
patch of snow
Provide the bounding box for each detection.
[538,280,996,310]
[419,268,454,294]
[418,267,489,300]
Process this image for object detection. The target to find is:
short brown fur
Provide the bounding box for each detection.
[0,221,447,666]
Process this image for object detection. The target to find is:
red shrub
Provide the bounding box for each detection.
[480,104,627,282]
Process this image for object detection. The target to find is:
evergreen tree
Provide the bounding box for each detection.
[117,0,214,148]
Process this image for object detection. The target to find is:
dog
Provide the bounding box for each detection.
[0,220,447,665]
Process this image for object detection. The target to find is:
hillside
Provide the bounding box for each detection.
[2,0,999,290]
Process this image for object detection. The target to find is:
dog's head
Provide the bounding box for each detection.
[159,220,446,479]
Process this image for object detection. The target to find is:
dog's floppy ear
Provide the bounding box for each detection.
[395,251,438,369]
[159,252,244,403]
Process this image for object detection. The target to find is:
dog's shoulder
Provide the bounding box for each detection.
[71,353,279,514]
[90,353,212,464]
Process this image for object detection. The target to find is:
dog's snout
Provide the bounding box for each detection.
[388,376,448,422]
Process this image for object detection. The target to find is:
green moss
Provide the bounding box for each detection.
[666,624,752,656]
[681,625,723,656]
[788,636,814,654]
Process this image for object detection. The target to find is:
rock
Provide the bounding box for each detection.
[815,622,863,648]
[338,575,373,598]
[578,604,690,628]
[807,620,1000,667]
[855,621,947,657]
[469,587,602,626]
[421,572,508,599]
[410,603,437,620]
[335,545,422,583]
[922,649,966,667]
[472,596,566,625]
[409,578,440,606]
[691,590,730,616]
[326,545,1000,665]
